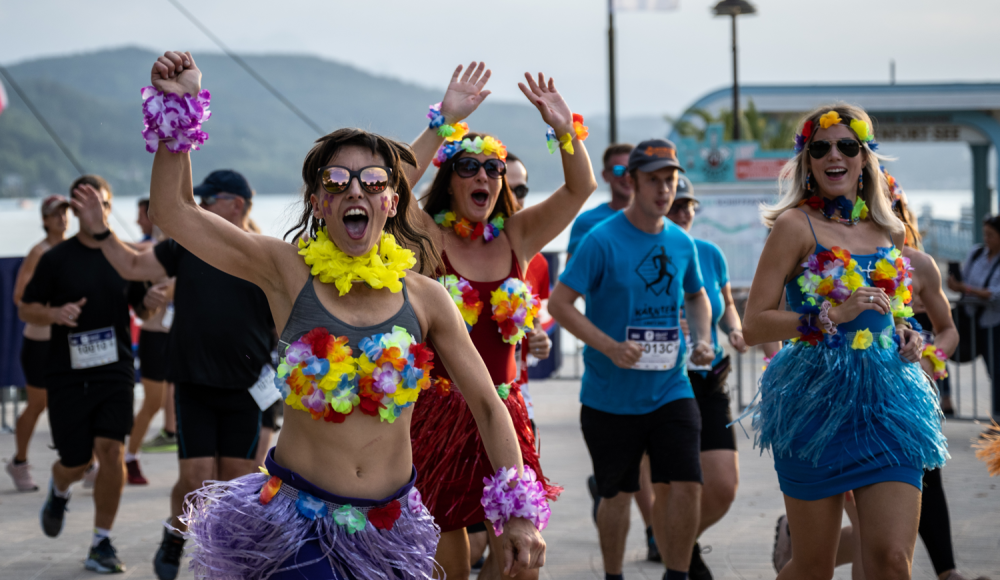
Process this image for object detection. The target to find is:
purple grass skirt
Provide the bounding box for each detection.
[181,448,441,580]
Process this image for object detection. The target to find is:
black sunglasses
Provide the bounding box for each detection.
[454,158,506,179]
[808,139,861,159]
[512,185,529,199]
[318,165,392,194]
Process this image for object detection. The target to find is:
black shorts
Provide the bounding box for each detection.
[20,338,49,388]
[176,383,262,460]
[138,330,169,382]
[689,355,737,452]
[47,381,134,468]
[581,398,702,498]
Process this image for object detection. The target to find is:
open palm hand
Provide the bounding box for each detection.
[518,73,573,134]
[440,62,492,124]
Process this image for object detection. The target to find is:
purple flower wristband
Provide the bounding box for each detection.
[481,466,551,537]
[141,86,212,154]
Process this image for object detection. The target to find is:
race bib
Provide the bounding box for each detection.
[248,365,281,411]
[68,327,119,370]
[627,326,680,371]
[161,303,175,330]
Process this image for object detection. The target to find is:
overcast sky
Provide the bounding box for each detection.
[2,0,1000,118]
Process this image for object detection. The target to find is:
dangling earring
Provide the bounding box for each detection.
[805,173,815,192]
[858,173,864,190]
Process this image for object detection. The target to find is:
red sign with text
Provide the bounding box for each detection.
[735,158,789,181]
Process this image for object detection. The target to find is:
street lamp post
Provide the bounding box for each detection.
[712,0,756,141]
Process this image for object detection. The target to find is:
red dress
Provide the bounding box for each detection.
[410,251,562,533]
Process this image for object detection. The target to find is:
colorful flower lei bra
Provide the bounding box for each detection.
[439,274,483,331]
[274,326,441,424]
[794,246,913,347]
[434,211,506,242]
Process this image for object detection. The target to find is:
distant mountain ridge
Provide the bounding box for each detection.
[0,46,624,197]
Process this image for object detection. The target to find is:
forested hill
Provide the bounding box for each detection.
[0,47,585,197]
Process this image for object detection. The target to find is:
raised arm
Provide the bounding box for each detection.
[143,51,295,294]
[71,184,168,282]
[406,62,492,189]
[414,276,544,574]
[506,73,598,260]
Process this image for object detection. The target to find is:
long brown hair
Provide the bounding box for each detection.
[420,132,518,223]
[285,128,440,275]
[884,170,922,248]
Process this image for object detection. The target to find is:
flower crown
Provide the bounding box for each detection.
[794,110,879,154]
[432,135,508,167]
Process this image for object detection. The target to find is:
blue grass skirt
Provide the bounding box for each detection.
[749,329,949,500]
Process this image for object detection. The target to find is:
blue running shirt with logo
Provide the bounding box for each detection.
[560,212,704,415]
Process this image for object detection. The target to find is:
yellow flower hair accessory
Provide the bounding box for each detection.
[819,111,842,129]
[298,229,415,296]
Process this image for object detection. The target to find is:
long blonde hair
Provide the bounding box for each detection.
[761,103,903,237]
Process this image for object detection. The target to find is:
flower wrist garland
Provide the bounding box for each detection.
[819,301,838,335]
[545,113,589,155]
[298,230,416,296]
[140,86,211,153]
[921,345,949,380]
[427,102,469,142]
[491,278,541,345]
[481,466,551,536]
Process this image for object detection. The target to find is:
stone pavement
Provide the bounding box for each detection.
[1,380,998,579]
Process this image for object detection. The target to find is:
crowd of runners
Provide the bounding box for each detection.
[5,50,1000,580]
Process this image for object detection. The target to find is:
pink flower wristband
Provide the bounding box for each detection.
[481,466,551,536]
[141,86,212,154]
[819,301,838,335]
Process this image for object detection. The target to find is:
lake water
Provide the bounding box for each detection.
[0,189,977,258]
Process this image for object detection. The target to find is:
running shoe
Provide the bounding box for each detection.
[587,475,601,523]
[40,479,70,537]
[6,457,39,492]
[85,537,125,573]
[83,461,99,489]
[126,459,148,485]
[143,430,178,453]
[689,542,713,580]
[153,528,185,580]
[772,514,792,572]
[645,526,661,562]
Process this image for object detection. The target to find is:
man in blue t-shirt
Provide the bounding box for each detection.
[566,143,635,258]
[550,139,715,580]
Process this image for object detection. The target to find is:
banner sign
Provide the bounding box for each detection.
[677,124,793,183]
[688,193,778,288]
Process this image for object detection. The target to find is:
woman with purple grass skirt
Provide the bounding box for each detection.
[142,50,546,580]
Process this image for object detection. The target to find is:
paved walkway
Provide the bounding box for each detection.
[1,380,998,579]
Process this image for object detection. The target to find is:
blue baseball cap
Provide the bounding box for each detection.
[194,170,253,200]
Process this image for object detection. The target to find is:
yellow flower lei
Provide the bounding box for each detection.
[298,229,416,296]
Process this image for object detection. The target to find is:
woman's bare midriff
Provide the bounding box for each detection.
[274,406,415,500]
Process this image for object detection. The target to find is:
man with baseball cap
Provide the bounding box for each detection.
[73,169,274,580]
[550,139,714,580]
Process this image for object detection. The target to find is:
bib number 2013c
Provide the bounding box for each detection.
[626,326,680,371]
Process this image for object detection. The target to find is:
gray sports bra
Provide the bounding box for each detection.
[278,275,422,355]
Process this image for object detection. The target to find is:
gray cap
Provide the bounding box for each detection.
[627,138,685,174]
[674,174,696,203]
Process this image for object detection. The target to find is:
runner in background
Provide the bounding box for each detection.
[668,175,745,580]
[20,175,150,573]
[566,143,634,259]
[6,195,71,492]
[467,151,553,571]
[550,140,715,580]
[73,170,276,580]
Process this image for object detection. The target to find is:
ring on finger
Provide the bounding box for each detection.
[868,295,874,303]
